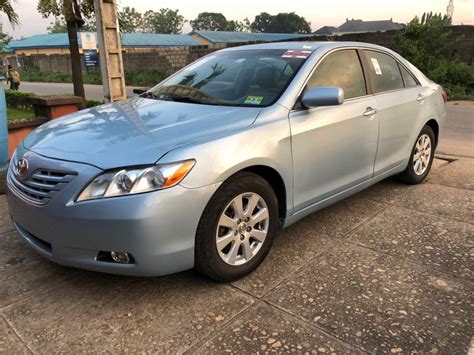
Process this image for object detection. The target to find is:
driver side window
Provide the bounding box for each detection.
[307,49,367,100]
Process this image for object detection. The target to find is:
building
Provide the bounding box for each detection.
[5,32,202,55]
[190,30,310,49]
[314,18,405,36]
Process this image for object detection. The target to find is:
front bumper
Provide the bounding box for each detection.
[6,150,220,276]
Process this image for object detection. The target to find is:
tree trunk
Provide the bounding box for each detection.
[66,21,86,109]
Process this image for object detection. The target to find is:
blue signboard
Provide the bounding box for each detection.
[83,50,99,67]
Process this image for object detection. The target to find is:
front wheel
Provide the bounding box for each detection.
[398,125,436,184]
[195,172,279,282]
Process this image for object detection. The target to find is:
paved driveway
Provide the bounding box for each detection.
[1,155,472,354]
[1,102,473,353]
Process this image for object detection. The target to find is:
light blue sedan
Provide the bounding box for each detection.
[6,42,447,281]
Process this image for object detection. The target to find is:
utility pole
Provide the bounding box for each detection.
[93,0,126,103]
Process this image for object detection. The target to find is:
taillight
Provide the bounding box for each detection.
[441,89,448,103]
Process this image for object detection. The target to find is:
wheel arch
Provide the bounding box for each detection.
[228,165,288,227]
[425,119,440,147]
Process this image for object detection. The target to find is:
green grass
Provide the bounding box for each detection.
[7,107,35,123]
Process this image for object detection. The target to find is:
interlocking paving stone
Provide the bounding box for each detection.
[0,195,14,235]
[198,302,362,354]
[350,206,474,279]
[428,159,474,190]
[296,196,387,238]
[267,244,472,354]
[0,317,29,354]
[232,227,332,298]
[2,271,254,353]
[0,231,83,308]
[361,180,474,223]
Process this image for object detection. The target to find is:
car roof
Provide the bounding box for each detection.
[221,41,390,53]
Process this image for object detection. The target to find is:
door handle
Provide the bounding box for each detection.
[363,107,377,117]
[416,94,425,102]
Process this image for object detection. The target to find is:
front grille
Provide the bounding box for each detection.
[8,164,77,205]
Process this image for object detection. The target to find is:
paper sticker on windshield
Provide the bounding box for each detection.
[282,50,313,59]
[244,96,264,105]
[370,58,383,75]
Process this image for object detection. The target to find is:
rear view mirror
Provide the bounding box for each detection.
[301,87,344,108]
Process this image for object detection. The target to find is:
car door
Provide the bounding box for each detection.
[362,50,426,175]
[289,49,379,212]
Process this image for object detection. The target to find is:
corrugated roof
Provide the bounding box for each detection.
[121,33,201,47]
[6,32,201,51]
[190,30,310,43]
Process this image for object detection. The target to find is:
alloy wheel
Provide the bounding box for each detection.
[215,192,269,266]
[413,134,432,176]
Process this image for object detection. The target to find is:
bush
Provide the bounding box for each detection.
[393,14,474,100]
[5,90,37,110]
[19,67,165,88]
[86,99,104,108]
[125,68,165,87]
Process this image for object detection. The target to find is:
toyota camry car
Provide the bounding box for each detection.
[6,42,447,281]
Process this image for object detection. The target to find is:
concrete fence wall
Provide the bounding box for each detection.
[5,25,473,78]
[7,46,216,77]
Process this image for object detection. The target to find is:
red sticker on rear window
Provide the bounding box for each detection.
[282,50,313,59]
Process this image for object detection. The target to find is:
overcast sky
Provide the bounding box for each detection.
[2,0,473,39]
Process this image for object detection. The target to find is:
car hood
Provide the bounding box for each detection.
[23,97,262,169]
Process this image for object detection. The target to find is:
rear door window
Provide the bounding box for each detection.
[400,65,419,88]
[307,49,367,100]
[364,50,404,93]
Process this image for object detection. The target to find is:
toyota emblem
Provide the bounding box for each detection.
[17,158,29,178]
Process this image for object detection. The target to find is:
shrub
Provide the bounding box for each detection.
[18,66,165,88]
[393,14,474,100]
[125,68,165,87]
[5,90,37,110]
[86,99,104,108]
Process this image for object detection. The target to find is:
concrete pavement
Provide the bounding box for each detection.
[0,157,472,353]
[438,101,474,158]
[3,82,141,101]
[0,100,472,353]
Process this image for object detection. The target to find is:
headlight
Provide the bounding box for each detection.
[77,160,195,202]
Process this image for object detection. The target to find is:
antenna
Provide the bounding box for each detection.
[446,0,454,19]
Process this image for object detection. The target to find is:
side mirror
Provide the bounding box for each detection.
[301,87,344,108]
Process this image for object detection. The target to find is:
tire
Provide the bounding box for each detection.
[195,171,279,282]
[398,125,436,184]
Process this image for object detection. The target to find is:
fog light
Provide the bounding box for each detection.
[110,251,130,264]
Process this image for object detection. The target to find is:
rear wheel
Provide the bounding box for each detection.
[398,125,436,184]
[195,172,279,282]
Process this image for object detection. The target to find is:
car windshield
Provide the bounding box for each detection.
[146,49,311,107]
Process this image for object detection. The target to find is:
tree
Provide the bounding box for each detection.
[38,0,94,106]
[190,12,228,31]
[250,12,311,34]
[226,18,251,32]
[0,0,19,26]
[0,32,11,53]
[393,14,474,99]
[118,6,144,33]
[250,12,273,33]
[47,16,95,33]
[142,8,185,34]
